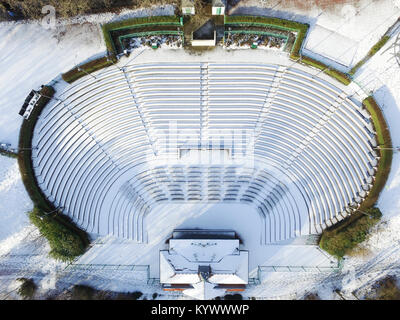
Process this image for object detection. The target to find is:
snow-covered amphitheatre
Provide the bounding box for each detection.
[34,63,376,241]
[1,0,400,300]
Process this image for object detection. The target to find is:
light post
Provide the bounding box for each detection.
[373,146,400,152]
[18,147,38,151]
[354,209,375,218]
[313,64,330,77]
[77,66,97,80]
[288,55,302,68]
[39,93,64,103]
[43,207,63,217]
[349,205,374,218]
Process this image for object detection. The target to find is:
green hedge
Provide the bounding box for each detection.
[62,56,117,84]
[102,15,181,55]
[29,207,88,261]
[319,96,392,258]
[18,86,56,211]
[319,207,382,258]
[349,36,390,76]
[359,96,393,210]
[18,85,90,261]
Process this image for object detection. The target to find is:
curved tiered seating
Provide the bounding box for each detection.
[32,62,377,244]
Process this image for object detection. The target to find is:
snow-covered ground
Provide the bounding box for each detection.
[0,157,31,241]
[75,203,336,280]
[0,5,174,148]
[1,1,400,300]
[231,0,400,71]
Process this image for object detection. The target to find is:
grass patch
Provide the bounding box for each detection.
[62,56,117,83]
[18,86,90,261]
[349,36,390,76]
[17,278,37,299]
[319,207,382,259]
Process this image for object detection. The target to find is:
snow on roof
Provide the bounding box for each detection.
[183,280,225,300]
[182,0,195,8]
[160,238,248,285]
[212,0,226,7]
[169,238,239,262]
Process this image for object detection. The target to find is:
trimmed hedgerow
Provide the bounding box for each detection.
[300,55,352,85]
[359,96,393,210]
[102,15,181,55]
[349,36,390,76]
[18,85,55,211]
[320,97,392,258]
[225,15,351,85]
[319,207,382,259]
[18,85,90,261]
[62,55,117,84]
